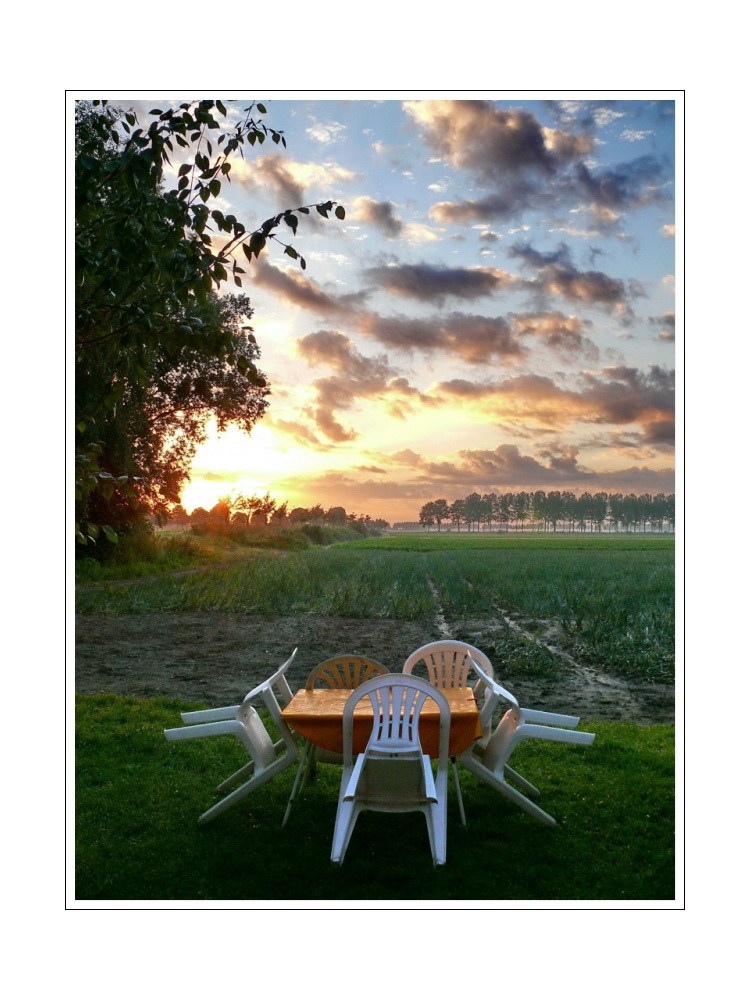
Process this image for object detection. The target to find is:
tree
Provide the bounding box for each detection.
[449,498,465,531]
[432,499,450,531]
[419,502,436,531]
[75,99,344,546]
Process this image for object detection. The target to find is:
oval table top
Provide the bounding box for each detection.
[282,686,482,757]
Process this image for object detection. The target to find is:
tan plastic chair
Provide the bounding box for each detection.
[283,655,389,825]
[305,655,389,690]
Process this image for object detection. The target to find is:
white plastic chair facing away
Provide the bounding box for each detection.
[461,655,595,826]
[331,675,450,866]
[402,640,496,827]
[164,649,298,825]
[283,655,389,826]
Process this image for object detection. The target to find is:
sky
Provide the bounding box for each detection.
[130,94,678,523]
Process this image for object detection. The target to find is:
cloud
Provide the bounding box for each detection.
[406,100,665,226]
[356,310,526,364]
[620,129,654,142]
[650,311,675,341]
[383,440,673,493]
[509,311,599,359]
[432,365,675,444]
[661,223,676,238]
[349,195,403,236]
[508,241,633,316]
[306,120,346,144]
[248,257,367,314]
[363,262,515,304]
[231,154,357,204]
[294,330,427,441]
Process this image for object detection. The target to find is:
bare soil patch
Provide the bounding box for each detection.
[75,611,674,723]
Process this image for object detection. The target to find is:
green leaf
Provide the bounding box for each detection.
[284,213,298,235]
[257,103,267,114]
[102,526,118,543]
[217,100,227,116]
[284,246,298,259]
[316,205,329,218]
[335,205,346,220]
[300,257,307,270]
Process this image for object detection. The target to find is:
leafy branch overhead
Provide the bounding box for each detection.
[75,99,345,545]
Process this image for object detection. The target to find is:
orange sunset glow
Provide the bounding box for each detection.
[155,95,678,524]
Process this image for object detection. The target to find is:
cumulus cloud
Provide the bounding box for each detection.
[508,241,633,317]
[661,223,676,238]
[248,257,368,314]
[231,154,358,204]
[306,120,346,144]
[383,440,673,492]
[363,262,515,304]
[431,365,674,445]
[650,311,675,341]
[405,100,665,225]
[356,310,526,364]
[349,195,403,236]
[294,330,428,441]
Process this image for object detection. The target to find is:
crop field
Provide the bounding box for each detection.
[76,533,675,724]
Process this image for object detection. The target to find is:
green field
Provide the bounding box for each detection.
[76,533,674,684]
[75,694,675,901]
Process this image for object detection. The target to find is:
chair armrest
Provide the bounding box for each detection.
[180,706,238,724]
[421,755,437,802]
[343,754,367,800]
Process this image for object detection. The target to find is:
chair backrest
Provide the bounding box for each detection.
[342,674,450,770]
[239,648,298,749]
[305,655,389,690]
[468,654,518,740]
[402,640,494,688]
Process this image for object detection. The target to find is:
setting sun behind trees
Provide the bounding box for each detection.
[180,422,322,514]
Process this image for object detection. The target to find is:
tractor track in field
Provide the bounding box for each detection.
[425,573,670,724]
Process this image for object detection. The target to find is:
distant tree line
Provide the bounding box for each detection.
[401,491,675,533]
[169,493,390,532]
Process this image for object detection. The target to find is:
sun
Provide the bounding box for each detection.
[180,421,316,513]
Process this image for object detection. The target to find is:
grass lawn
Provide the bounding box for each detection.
[75,695,675,901]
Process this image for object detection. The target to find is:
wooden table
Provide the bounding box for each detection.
[282,686,482,758]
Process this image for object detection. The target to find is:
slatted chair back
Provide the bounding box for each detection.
[402,640,493,689]
[305,655,389,691]
[342,674,450,770]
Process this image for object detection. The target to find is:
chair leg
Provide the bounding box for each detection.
[462,756,557,826]
[450,757,467,827]
[198,755,294,825]
[216,759,255,792]
[427,795,447,866]
[505,764,540,797]
[331,799,360,864]
[282,741,312,827]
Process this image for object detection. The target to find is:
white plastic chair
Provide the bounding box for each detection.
[402,640,495,826]
[331,675,450,866]
[164,649,299,824]
[461,655,595,826]
[283,655,389,827]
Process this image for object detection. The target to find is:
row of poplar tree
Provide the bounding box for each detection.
[411,491,676,532]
